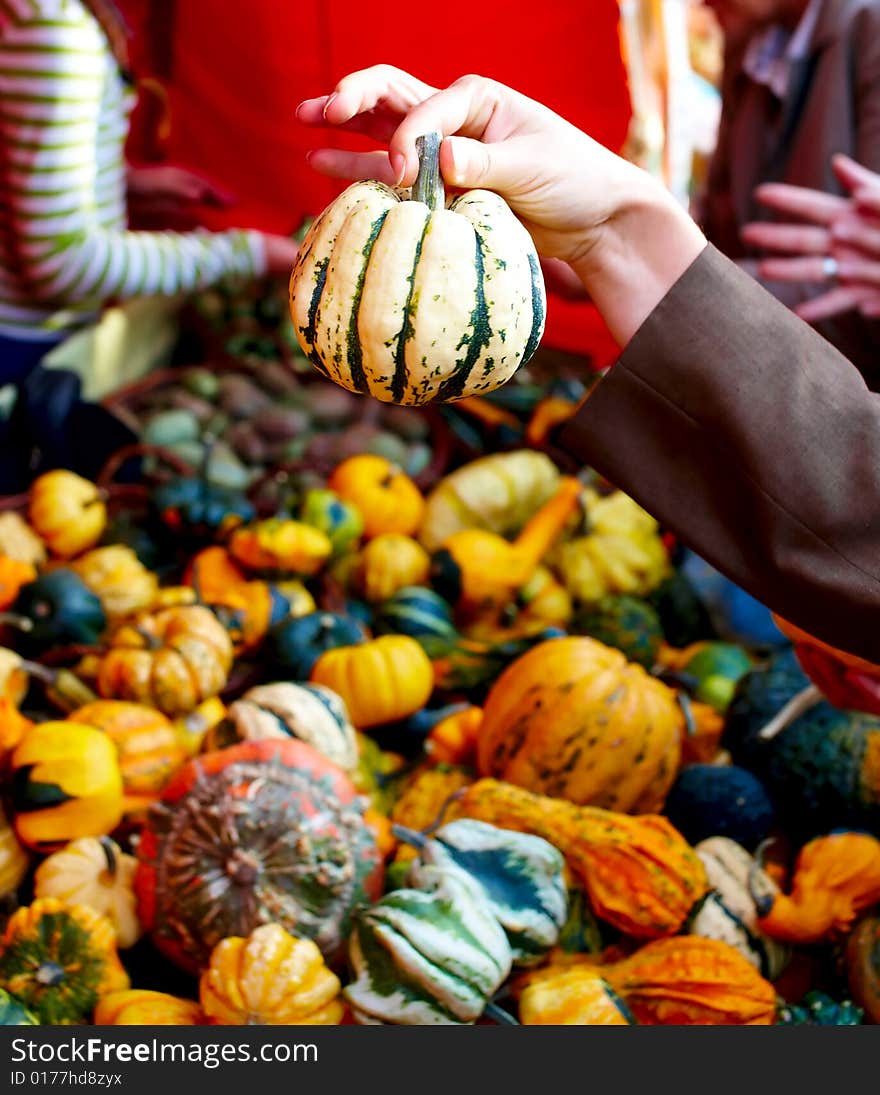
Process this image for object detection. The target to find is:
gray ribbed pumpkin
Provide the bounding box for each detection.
[345,864,512,1024]
[289,132,546,406]
[208,682,358,771]
[689,836,790,980]
[397,818,567,966]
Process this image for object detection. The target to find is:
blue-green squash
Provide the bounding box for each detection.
[777,991,863,1025]
[5,571,106,654]
[266,611,367,680]
[723,649,880,839]
[373,586,458,657]
[151,476,255,540]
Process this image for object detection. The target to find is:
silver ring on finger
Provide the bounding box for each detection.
[822,256,839,280]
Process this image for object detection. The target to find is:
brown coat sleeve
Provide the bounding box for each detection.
[557,244,880,663]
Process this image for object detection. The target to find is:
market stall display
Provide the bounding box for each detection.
[0,272,875,1031]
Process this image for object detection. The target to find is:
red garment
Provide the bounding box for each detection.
[122,0,630,363]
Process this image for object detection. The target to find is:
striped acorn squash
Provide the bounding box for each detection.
[373,586,458,656]
[209,681,358,771]
[397,818,567,966]
[345,864,512,1024]
[289,132,545,406]
[477,636,682,813]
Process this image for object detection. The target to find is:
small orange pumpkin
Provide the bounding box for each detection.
[97,605,233,718]
[311,635,434,729]
[328,455,425,539]
[355,534,431,603]
[94,989,204,1025]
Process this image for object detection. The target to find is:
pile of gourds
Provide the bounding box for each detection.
[0,445,877,1027]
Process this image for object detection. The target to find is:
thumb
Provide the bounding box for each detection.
[440,135,519,194]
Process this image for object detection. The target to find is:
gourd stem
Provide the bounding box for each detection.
[421,786,469,837]
[18,659,55,684]
[748,838,779,917]
[132,626,162,650]
[100,836,118,877]
[412,132,445,213]
[483,1000,520,1025]
[676,691,697,739]
[0,612,33,632]
[390,824,428,850]
[757,684,823,741]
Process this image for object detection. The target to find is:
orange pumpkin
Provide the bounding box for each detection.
[477,636,683,812]
[355,534,431,603]
[328,455,425,539]
[97,606,233,718]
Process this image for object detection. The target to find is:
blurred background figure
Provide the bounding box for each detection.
[0,0,297,486]
[698,0,880,377]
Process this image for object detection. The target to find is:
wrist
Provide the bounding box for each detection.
[571,171,706,347]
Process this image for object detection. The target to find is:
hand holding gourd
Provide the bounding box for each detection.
[297,65,706,347]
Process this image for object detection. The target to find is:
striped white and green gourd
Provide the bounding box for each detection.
[689,836,790,980]
[211,682,358,771]
[373,586,458,656]
[0,0,264,340]
[406,818,568,966]
[345,865,513,1025]
[289,132,546,406]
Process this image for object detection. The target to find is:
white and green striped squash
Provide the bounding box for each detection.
[689,836,790,981]
[401,818,567,966]
[345,864,512,1024]
[289,132,546,406]
[209,682,358,771]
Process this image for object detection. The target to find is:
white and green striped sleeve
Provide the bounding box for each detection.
[0,0,267,307]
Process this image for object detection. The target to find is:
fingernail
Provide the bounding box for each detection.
[445,137,465,184]
[390,153,406,187]
[322,93,337,119]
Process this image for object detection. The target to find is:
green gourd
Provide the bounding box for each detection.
[573,595,664,668]
[345,864,512,1024]
[724,649,880,839]
[373,586,458,656]
[396,818,567,966]
[0,988,37,1026]
[299,488,364,557]
[4,571,106,654]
